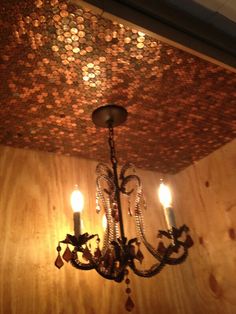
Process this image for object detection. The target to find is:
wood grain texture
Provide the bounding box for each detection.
[0,140,235,314]
[171,139,236,314]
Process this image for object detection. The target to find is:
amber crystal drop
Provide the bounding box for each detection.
[82,246,92,261]
[186,235,194,248]
[157,241,166,255]
[55,254,64,269]
[62,245,73,262]
[125,296,135,312]
[136,247,144,264]
[94,246,102,259]
[129,245,136,258]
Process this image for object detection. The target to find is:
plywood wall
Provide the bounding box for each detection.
[171,139,236,314]
[0,140,235,314]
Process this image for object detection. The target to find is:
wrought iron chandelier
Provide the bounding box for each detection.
[55,104,193,312]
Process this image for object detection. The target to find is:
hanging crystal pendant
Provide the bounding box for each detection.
[125,296,135,312]
[124,270,135,312]
[186,235,194,247]
[55,254,64,269]
[136,246,144,264]
[62,245,73,262]
[82,245,93,261]
[157,241,166,255]
[55,244,64,269]
[94,246,102,259]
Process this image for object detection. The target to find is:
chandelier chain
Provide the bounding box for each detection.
[108,126,118,166]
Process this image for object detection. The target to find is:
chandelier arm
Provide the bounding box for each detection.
[129,242,176,277]
[140,228,190,264]
[70,258,96,270]
[119,162,189,265]
[96,174,116,246]
[140,233,164,260]
[96,167,117,252]
[144,237,189,264]
[133,188,146,240]
[120,174,141,195]
[129,259,166,278]
[133,208,187,264]
[70,248,126,281]
[96,174,115,200]
[96,163,113,178]
[132,191,185,264]
[119,162,136,181]
[163,248,188,265]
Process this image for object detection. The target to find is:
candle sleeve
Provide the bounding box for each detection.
[164,207,176,230]
[73,212,81,238]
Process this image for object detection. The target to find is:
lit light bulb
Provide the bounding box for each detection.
[71,187,84,213]
[158,182,176,229]
[158,182,172,209]
[102,214,107,230]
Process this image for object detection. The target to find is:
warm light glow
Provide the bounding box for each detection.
[81,219,84,231]
[158,182,172,208]
[102,214,107,230]
[71,187,84,212]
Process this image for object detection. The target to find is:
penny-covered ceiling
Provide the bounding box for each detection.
[0,0,235,174]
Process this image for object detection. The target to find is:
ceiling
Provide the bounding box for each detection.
[194,0,236,22]
[0,0,235,174]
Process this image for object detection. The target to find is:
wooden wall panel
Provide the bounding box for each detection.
[0,145,166,314]
[0,140,235,314]
[171,139,236,314]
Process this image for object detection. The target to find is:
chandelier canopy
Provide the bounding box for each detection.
[55,104,193,312]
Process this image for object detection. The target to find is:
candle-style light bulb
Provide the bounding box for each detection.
[158,182,175,230]
[71,187,84,213]
[158,182,172,208]
[71,186,84,238]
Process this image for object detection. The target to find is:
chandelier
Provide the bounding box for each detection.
[55,104,193,312]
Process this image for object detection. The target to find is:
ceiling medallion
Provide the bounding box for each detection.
[55,104,193,312]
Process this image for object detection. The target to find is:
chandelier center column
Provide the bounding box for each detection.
[108,125,125,242]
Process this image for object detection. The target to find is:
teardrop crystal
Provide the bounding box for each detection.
[82,246,92,261]
[186,235,194,248]
[62,245,73,262]
[136,248,144,264]
[55,254,64,269]
[157,241,166,255]
[125,296,135,312]
[94,246,102,259]
[129,245,136,258]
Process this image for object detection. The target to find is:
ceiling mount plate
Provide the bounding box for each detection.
[92,104,128,128]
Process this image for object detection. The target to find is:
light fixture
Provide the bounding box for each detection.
[55,104,193,312]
